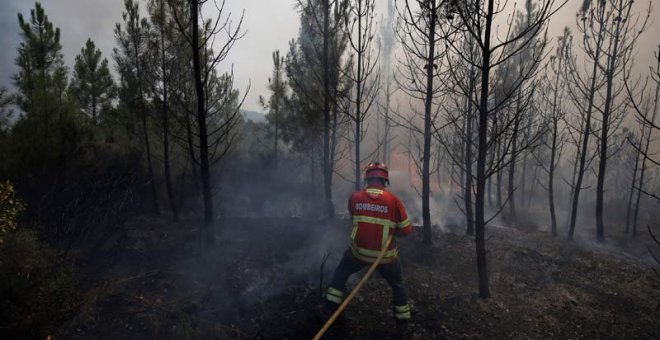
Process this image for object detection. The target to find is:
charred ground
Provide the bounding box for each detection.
[49,216,660,340]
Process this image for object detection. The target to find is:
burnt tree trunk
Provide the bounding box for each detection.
[322,0,334,219]
[568,50,601,240]
[625,144,639,234]
[421,0,437,245]
[595,14,623,243]
[568,4,606,240]
[632,52,660,237]
[134,23,159,215]
[496,122,503,209]
[185,105,199,195]
[191,0,214,245]
[474,0,494,299]
[354,0,364,192]
[548,115,559,236]
[547,51,562,236]
[465,71,475,236]
[507,92,522,220]
[160,0,178,221]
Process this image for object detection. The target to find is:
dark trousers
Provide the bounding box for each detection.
[328,250,408,307]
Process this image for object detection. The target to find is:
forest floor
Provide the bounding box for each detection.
[56,214,660,339]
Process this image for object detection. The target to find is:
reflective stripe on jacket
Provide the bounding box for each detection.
[348,184,412,263]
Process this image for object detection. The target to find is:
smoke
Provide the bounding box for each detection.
[379,0,396,73]
[236,221,347,304]
[168,0,660,321]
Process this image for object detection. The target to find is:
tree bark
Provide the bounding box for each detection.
[625,144,639,234]
[465,70,475,236]
[507,93,521,220]
[421,0,436,245]
[191,0,214,245]
[520,148,528,207]
[354,0,363,192]
[495,123,503,209]
[161,0,178,221]
[475,0,494,299]
[632,52,660,237]
[548,54,562,236]
[568,39,602,240]
[596,10,624,243]
[185,105,199,195]
[134,21,159,215]
[322,0,334,219]
[548,117,558,236]
[274,104,279,167]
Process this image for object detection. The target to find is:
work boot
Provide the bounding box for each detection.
[396,319,411,340]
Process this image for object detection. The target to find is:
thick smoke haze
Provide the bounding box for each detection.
[0,0,658,235]
[1,1,659,337]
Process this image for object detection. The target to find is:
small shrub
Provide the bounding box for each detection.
[0,228,78,339]
[0,180,24,244]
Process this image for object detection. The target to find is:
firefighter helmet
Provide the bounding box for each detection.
[365,161,389,183]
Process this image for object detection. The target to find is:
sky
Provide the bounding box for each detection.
[0,0,658,112]
[0,0,301,112]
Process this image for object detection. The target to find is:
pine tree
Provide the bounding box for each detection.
[287,0,350,212]
[259,50,288,168]
[13,2,68,137]
[114,0,160,214]
[147,0,179,221]
[71,38,115,122]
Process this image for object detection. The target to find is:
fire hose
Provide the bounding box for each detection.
[313,234,394,340]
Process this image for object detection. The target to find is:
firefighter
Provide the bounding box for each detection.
[324,161,413,336]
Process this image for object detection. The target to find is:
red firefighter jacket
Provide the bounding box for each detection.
[348,184,412,263]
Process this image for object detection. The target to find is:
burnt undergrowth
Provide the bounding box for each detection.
[49,216,660,339]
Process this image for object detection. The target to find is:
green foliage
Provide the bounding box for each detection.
[5,3,144,242]
[9,2,82,179]
[283,0,350,156]
[258,50,288,163]
[4,110,143,241]
[0,87,14,133]
[0,181,24,244]
[71,38,116,121]
[205,72,243,163]
[114,0,152,122]
[0,228,78,339]
[260,50,288,120]
[13,2,68,121]
[232,119,271,165]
